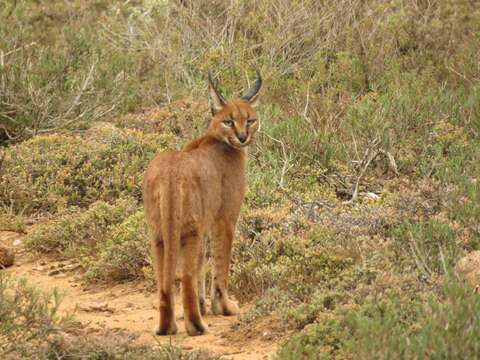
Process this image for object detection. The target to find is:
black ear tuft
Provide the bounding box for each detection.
[241,69,262,104]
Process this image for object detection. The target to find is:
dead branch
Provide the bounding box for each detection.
[409,231,434,278]
[262,131,292,188]
[344,137,380,204]
[379,149,399,176]
[301,82,318,136]
[63,60,97,119]
[0,150,5,178]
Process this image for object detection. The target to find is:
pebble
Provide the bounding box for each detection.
[365,192,380,200]
[12,239,22,247]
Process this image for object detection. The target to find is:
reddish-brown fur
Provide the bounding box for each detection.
[142,74,261,336]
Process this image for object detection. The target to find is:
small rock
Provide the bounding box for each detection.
[80,302,115,313]
[12,239,22,247]
[33,266,44,271]
[0,246,15,268]
[65,263,82,271]
[48,269,61,276]
[181,345,193,351]
[455,251,480,291]
[365,192,380,200]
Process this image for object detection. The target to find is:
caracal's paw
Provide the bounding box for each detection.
[155,321,178,336]
[212,296,239,316]
[185,317,208,336]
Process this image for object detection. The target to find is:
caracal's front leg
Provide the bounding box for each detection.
[211,219,239,316]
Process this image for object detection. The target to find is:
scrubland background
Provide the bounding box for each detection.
[1,0,480,359]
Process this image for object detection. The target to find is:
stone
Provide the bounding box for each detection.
[12,239,22,247]
[0,246,14,268]
[455,250,480,291]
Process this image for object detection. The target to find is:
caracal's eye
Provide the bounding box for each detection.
[222,120,234,128]
[247,119,257,127]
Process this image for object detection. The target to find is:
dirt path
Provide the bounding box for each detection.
[1,231,277,359]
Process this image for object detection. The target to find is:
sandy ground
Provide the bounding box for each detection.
[1,231,278,359]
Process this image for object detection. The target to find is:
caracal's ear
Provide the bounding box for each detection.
[208,71,226,114]
[241,69,262,108]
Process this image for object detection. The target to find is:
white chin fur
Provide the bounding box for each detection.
[228,137,249,148]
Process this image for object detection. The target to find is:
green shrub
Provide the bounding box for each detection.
[277,280,480,360]
[0,274,216,360]
[0,274,75,357]
[391,219,460,276]
[275,315,349,360]
[84,210,151,283]
[0,211,26,232]
[343,281,480,360]
[42,335,219,360]
[0,128,171,215]
[232,227,353,302]
[24,197,138,255]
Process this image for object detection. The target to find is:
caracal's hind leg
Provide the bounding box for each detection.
[182,235,208,336]
[211,219,239,316]
[154,239,177,335]
[198,242,207,315]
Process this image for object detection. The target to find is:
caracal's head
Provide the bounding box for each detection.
[207,71,262,149]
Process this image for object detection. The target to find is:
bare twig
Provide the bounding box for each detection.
[3,41,37,58]
[409,242,432,280]
[64,60,97,119]
[438,244,448,275]
[344,137,380,204]
[301,82,318,136]
[0,124,20,141]
[0,150,5,178]
[409,231,434,278]
[261,131,292,188]
[379,149,399,176]
[446,65,477,85]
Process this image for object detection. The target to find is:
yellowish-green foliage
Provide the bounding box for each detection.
[276,281,480,360]
[24,197,138,255]
[0,127,172,215]
[84,210,151,283]
[0,274,74,357]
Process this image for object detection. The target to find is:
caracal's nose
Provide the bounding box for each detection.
[238,133,247,143]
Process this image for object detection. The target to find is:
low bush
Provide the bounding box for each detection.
[24,197,138,255]
[84,210,151,283]
[276,280,480,360]
[0,274,216,360]
[24,201,154,285]
[0,128,172,216]
[42,334,219,360]
[0,274,75,357]
[391,219,460,277]
[232,226,354,302]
